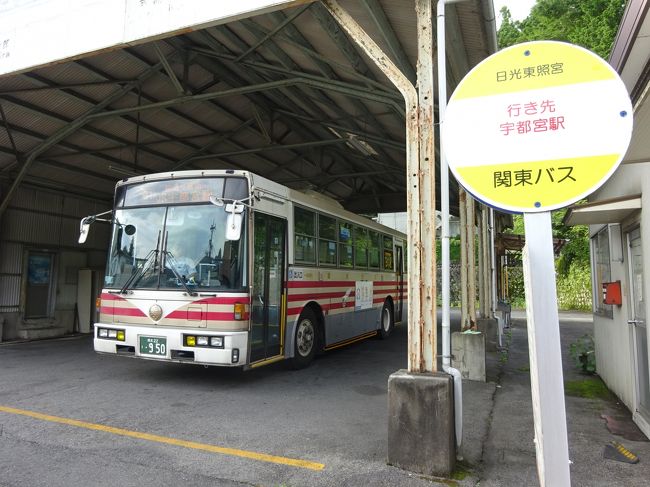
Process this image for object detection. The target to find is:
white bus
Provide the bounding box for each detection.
[80,170,407,369]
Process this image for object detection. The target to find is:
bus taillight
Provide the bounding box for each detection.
[234,303,244,320]
[95,297,101,311]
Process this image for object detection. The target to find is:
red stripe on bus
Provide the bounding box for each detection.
[111,307,147,317]
[101,293,126,301]
[167,310,250,321]
[99,306,114,315]
[287,291,355,302]
[287,300,382,317]
[195,296,250,305]
[287,280,354,289]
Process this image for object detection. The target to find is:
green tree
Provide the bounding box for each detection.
[498,0,627,58]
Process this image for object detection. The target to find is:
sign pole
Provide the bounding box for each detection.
[523,211,571,486]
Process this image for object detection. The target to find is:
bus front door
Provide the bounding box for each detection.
[250,213,286,363]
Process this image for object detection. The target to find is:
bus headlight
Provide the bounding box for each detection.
[184,334,224,348]
[97,327,125,341]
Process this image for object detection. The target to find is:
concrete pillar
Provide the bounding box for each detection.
[452,331,486,381]
[388,370,455,476]
[477,317,499,352]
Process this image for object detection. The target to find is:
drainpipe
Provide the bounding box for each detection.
[439,0,498,451]
[437,0,465,450]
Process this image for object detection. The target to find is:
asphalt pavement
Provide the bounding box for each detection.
[0,310,649,486]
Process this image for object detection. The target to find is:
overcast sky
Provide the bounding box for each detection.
[493,0,537,26]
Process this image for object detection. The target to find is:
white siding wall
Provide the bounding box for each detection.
[589,163,650,412]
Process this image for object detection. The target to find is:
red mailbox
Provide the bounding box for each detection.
[602,281,622,306]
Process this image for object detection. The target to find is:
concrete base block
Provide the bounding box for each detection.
[452,331,486,382]
[387,370,455,477]
[477,318,498,352]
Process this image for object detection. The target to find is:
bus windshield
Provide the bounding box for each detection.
[104,204,247,291]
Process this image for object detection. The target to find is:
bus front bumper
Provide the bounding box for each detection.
[93,323,248,366]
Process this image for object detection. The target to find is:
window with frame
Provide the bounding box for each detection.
[368,231,381,269]
[294,206,316,264]
[318,214,337,266]
[339,221,353,268]
[354,226,369,268]
[383,235,394,271]
[592,226,613,318]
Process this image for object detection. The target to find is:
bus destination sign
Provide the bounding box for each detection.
[443,41,633,213]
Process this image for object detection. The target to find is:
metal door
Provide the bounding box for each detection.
[249,213,286,363]
[628,228,649,417]
[25,252,54,319]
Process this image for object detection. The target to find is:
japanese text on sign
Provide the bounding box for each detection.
[493,167,576,188]
[500,98,566,136]
[496,62,564,82]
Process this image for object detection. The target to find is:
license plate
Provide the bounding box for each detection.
[139,336,167,357]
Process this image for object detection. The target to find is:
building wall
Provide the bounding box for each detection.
[589,162,650,414]
[0,184,110,340]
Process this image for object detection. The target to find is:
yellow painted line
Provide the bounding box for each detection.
[0,405,325,471]
[249,354,286,369]
[324,331,378,351]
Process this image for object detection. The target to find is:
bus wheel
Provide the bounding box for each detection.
[378,300,394,339]
[291,308,318,369]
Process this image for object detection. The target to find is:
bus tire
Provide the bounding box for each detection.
[378,300,394,339]
[290,308,318,369]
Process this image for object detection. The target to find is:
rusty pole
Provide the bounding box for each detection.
[323,0,434,372]
[415,0,437,372]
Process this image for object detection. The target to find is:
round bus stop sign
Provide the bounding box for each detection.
[443,41,633,213]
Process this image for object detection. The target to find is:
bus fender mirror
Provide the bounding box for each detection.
[226,213,243,241]
[209,195,224,207]
[78,218,91,244]
[124,224,136,236]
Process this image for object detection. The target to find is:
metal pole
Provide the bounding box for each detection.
[523,211,571,486]
[482,207,490,318]
[467,194,476,327]
[437,0,464,447]
[490,209,497,316]
[416,0,437,372]
[477,208,486,318]
[322,0,429,372]
[459,187,468,328]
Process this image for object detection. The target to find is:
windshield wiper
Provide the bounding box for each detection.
[162,251,197,296]
[159,230,196,296]
[119,231,161,294]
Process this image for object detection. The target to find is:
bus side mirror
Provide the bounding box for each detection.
[226,213,243,241]
[225,203,244,241]
[79,218,91,244]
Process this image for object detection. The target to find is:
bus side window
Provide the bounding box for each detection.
[354,226,369,269]
[318,214,337,266]
[339,221,353,268]
[383,235,394,271]
[368,231,380,270]
[294,206,316,265]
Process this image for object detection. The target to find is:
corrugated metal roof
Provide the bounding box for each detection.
[0,0,495,213]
